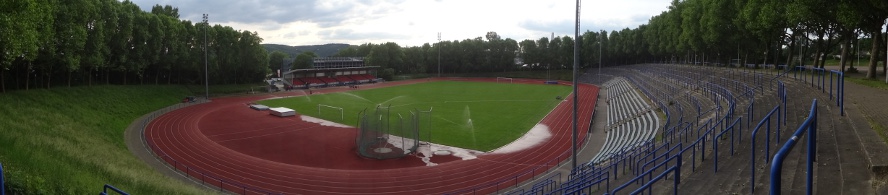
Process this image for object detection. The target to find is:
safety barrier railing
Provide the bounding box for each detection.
[827,70,845,116]
[1,162,4,195]
[639,143,683,183]
[635,142,670,176]
[770,99,817,195]
[561,169,610,194]
[713,117,742,172]
[630,159,681,195]
[613,151,683,195]
[750,106,781,194]
[100,184,129,195]
[787,66,843,116]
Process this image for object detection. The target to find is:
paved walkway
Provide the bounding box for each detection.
[838,74,888,194]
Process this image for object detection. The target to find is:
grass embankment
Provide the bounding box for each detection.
[0,86,206,194]
[260,81,572,151]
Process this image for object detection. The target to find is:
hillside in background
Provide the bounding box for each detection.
[263,43,351,58]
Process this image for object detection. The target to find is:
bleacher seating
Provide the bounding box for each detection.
[334,75,355,85]
[301,77,326,87]
[292,78,306,86]
[591,77,659,163]
[319,77,339,86]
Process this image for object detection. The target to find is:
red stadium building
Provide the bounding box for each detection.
[283,57,381,89]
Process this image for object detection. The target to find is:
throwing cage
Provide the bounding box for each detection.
[355,105,424,159]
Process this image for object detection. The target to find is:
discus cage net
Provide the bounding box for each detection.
[355,105,425,159]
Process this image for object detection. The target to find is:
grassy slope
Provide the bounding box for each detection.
[0,86,206,194]
[259,81,572,151]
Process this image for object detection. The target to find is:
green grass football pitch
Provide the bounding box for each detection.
[258,81,572,151]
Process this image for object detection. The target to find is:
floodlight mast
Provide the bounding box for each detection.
[571,0,580,169]
[203,14,209,100]
[438,32,442,78]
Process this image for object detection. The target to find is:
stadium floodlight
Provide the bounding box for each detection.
[203,14,209,100]
[571,0,580,169]
[438,32,442,78]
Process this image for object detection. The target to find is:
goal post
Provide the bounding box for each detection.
[317,104,344,121]
[496,77,513,83]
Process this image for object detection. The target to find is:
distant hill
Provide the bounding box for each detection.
[262,43,351,58]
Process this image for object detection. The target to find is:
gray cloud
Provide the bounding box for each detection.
[317,29,403,42]
[130,0,405,28]
[518,18,650,37]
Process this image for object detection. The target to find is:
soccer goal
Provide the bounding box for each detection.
[496,77,513,83]
[317,104,344,121]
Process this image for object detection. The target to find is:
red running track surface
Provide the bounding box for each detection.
[144,78,599,194]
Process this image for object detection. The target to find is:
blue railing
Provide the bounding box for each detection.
[635,142,669,176]
[770,99,818,195]
[639,143,682,182]
[828,70,845,116]
[1,162,5,195]
[630,162,681,195]
[612,153,683,194]
[100,184,129,195]
[750,106,781,194]
[714,117,742,172]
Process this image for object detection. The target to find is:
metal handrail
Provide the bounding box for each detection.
[770,99,817,195]
[100,184,129,195]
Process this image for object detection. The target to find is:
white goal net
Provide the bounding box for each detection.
[317,104,344,121]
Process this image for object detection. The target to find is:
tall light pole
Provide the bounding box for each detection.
[571,0,581,169]
[203,14,209,100]
[438,32,441,77]
[598,32,602,77]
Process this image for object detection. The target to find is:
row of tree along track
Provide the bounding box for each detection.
[144,78,598,194]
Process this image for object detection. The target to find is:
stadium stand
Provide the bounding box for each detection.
[333,75,355,85]
[511,63,846,194]
[281,57,380,89]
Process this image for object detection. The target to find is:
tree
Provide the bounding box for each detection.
[269,51,290,74]
[485,31,501,41]
[291,52,316,70]
[367,42,405,73]
[0,0,53,92]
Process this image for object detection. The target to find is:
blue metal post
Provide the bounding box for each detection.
[770,100,817,195]
[829,72,834,100]
[840,72,844,116]
[1,162,4,195]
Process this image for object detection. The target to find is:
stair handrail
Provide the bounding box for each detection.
[1,162,4,195]
[750,105,781,194]
[100,184,129,195]
[769,99,817,195]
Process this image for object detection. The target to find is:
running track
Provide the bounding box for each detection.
[145,78,599,194]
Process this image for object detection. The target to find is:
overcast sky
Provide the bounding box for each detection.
[129,0,671,46]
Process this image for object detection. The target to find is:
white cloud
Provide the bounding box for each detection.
[129,0,671,46]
